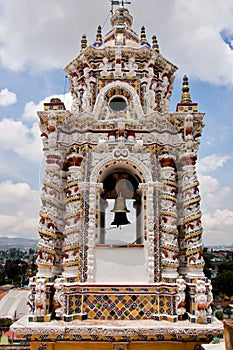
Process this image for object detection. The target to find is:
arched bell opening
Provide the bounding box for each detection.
[99,170,142,245]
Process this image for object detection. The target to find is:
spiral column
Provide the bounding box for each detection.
[178,153,204,278]
[159,154,179,280]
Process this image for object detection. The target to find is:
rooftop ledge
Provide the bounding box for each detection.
[12,317,223,342]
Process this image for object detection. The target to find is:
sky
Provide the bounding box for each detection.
[0,0,233,246]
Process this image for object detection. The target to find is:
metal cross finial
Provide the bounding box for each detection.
[110,0,131,14]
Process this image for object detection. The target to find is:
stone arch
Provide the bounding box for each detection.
[93,81,144,119]
[90,154,153,184]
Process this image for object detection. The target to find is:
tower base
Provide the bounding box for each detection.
[12,316,223,350]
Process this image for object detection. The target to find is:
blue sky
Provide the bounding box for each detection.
[0,0,233,246]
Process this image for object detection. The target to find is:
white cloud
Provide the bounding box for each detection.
[199,175,219,196]
[197,154,232,174]
[0,88,17,106]
[199,173,233,213]
[0,118,41,162]
[0,1,233,85]
[203,185,232,211]
[197,157,233,245]
[203,209,233,246]
[0,181,40,239]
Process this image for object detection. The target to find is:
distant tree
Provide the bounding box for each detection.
[31,262,37,275]
[215,310,223,321]
[218,261,233,274]
[29,248,35,255]
[0,268,5,285]
[5,259,28,284]
[9,248,17,259]
[215,270,233,298]
[0,318,12,334]
[203,251,214,279]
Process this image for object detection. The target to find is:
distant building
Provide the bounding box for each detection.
[12,2,223,349]
[0,289,28,320]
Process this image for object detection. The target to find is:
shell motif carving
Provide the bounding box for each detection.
[113,149,129,159]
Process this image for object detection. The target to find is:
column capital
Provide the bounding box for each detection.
[139,181,162,192]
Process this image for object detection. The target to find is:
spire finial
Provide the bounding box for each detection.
[140,26,151,47]
[152,35,160,53]
[140,26,147,43]
[81,34,87,51]
[110,0,131,14]
[95,25,103,46]
[118,8,125,26]
[181,75,192,103]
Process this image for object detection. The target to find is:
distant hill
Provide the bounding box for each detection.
[0,236,232,251]
[207,244,233,250]
[0,237,38,250]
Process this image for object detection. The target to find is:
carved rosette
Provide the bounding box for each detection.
[179,153,204,277]
[159,154,179,278]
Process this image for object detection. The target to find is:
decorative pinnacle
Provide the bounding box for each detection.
[152,35,160,52]
[140,26,148,43]
[181,75,192,103]
[81,34,87,51]
[96,25,102,42]
[118,8,125,25]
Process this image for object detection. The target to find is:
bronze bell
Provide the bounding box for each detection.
[111,193,130,227]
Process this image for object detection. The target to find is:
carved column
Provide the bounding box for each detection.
[37,166,65,277]
[62,152,84,279]
[178,153,205,278]
[159,154,179,280]
[87,182,103,283]
[37,112,66,278]
[139,181,161,283]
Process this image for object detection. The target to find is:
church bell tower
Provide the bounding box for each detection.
[13,3,223,349]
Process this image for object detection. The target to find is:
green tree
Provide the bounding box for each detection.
[5,259,28,284]
[29,248,35,255]
[203,251,214,279]
[0,318,12,334]
[0,268,5,285]
[215,270,233,298]
[218,261,233,274]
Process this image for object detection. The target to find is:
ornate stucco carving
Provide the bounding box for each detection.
[27,4,213,328]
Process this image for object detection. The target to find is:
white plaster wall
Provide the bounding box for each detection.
[95,246,147,283]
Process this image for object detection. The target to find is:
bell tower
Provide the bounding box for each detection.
[13,3,223,349]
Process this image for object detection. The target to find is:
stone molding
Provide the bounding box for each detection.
[12,317,223,342]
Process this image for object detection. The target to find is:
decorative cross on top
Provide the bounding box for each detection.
[110,0,131,14]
